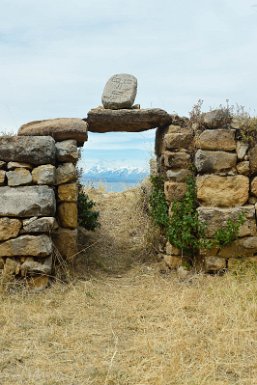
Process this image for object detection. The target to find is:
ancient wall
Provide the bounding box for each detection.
[156,110,257,272]
[0,118,87,289]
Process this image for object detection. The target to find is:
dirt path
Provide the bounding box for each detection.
[77,185,159,273]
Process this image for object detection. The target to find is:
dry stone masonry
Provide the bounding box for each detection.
[0,119,87,289]
[156,109,257,272]
[1,73,257,287]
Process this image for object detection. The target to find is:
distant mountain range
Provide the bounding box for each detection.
[81,166,149,183]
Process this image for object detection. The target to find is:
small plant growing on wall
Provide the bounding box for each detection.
[149,176,245,267]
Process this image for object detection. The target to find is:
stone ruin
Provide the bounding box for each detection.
[1,73,257,288]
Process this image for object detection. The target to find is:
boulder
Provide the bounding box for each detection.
[205,256,226,272]
[195,150,237,174]
[102,73,137,109]
[18,118,88,146]
[56,163,77,185]
[22,217,58,233]
[236,161,250,176]
[32,165,56,185]
[0,234,52,257]
[6,168,32,186]
[236,142,249,160]
[164,151,191,169]
[202,109,232,129]
[58,183,78,202]
[251,177,257,197]
[57,202,78,228]
[249,145,257,175]
[164,129,193,150]
[21,256,52,275]
[0,218,22,241]
[0,186,56,217]
[87,108,172,133]
[3,258,21,275]
[197,206,256,238]
[166,169,193,182]
[53,228,78,262]
[0,170,5,185]
[55,140,78,163]
[7,161,32,170]
[0,136,56,165]
[195,129,236,151]
[196,175,249,207]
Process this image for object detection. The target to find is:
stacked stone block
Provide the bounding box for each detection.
[156,110,257,272]
[194,111,257,271]
[0,118,87,288]
[155,117,194,269]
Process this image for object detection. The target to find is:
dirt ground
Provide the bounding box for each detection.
[1,187,257,385]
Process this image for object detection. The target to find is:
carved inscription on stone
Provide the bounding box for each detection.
[102,73,137,109]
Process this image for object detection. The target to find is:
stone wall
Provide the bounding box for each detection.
[0,118,87,289]
[156,110,257,272]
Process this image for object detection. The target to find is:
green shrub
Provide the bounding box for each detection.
[149,176,245,263]
[78,190,100,231]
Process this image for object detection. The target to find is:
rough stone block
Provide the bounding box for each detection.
[7,161,32,170]
[102,73,137,109]
[251,177,257,197]
[53,228,78,262]
[21,256,52,275]
[22,217,58,233]
[218,237,257,258]
[195,129,236,151]
[57,202,78,229]
[0,170,5,185]
[58,183,78,202]
[205,256,226,272]
[236,142,249,160]
[56,140,78,163]
[155,126,169,156]
[236,161,249,176]
[196,175,249,207]
[166,241,180,256]
[197,206,256,238]
[32,165,56,185]
[249,145,257,175]
[0,218,22,241]
[195,150,237,174]
[0,257,4,269]
[164,181,187,202]
[0,234,52,257]
[18,118,88,147]
[166,169,193,182]
[56,163,77,185]
[6,168,32,186]
[164,129,193,150]
[3,258,21,275]
[164,151,191,169]
[203,109,232,129]
[0,136,56,165]
[0,186,56,217]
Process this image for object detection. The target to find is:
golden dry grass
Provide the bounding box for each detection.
[1,265,257,385]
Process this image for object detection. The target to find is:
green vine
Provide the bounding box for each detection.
[149,176,245,263]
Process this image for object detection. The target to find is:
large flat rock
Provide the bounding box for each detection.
[0,234,52,257]
[0,136,55,165]
[87,108,172,133]
[102,73,137,109]
[18,118,88,146]
[0,186,56,217]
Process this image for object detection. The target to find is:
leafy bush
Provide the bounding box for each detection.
[149,176,245,263]
[78,190,100,231]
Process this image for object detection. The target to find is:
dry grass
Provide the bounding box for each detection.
[0,265,257,385]
[76,183,160,273]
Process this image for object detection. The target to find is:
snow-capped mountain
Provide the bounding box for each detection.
[81,165,149,183]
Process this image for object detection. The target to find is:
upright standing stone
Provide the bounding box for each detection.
[102,74,137,109]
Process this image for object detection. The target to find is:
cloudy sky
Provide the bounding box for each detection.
[1,0,257,170]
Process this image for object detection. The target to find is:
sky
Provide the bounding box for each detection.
[1,0,257,171]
